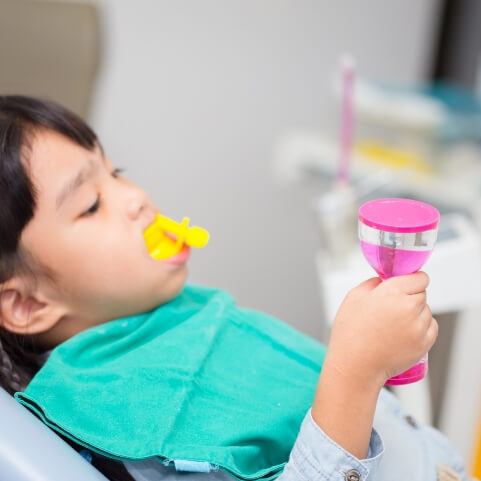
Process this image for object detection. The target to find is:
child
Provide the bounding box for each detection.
[0,95,473,481]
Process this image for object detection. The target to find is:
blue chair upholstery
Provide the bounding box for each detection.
[0,387,108,481]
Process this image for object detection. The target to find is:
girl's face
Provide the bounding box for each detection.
[18,129,188,346]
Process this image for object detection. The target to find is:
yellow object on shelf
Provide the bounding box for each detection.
[143,212,210,260]
[355,141,433,175]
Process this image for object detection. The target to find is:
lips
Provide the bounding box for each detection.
[163,244,191,265]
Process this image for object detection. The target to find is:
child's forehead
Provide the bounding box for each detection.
[23,130,105,215]
[27,130,103,184]
[29,130,100,166]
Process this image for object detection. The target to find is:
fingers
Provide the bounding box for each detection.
[417,304,438,350]
[410,291,427,313]
[354,276,383,293]
[424,316,439,351]
[419,303,432,325]
[388,271,430,295]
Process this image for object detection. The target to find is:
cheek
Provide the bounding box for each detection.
[58,258,137,308]
[63,240,172,294]
[48,249,187,320]
[30,219,184,305]
[69,246,140,284]
[44,232,130,292]
[68,253,187,309]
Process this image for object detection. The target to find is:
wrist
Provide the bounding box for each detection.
[321,352,386,392]
[311,355,383,459]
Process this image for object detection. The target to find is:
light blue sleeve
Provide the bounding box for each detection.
[277,407,385,481]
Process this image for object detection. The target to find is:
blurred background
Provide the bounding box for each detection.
[1,0,480,476]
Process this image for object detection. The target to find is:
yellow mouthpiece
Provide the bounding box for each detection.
[143,213,210,260]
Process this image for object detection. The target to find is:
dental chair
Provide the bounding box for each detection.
[0,387,108,481]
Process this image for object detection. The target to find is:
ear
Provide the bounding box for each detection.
[0,278,63,336]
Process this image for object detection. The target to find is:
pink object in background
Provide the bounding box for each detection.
[358,198,440,385]
[337,56,355,185]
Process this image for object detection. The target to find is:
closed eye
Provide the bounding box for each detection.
[81,167,126,217]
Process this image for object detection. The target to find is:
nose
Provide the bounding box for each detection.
[125,182,154,225]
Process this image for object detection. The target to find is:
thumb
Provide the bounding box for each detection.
[354,276,382,293]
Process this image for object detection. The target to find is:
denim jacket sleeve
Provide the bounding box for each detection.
[277,407,385,481]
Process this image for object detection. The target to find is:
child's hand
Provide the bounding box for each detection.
[325,271,438,387]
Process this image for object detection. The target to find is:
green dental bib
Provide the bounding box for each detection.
[15,284,327,480]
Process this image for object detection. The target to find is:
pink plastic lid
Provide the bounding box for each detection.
[358,198,440,233]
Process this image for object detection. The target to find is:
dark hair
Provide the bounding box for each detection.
[0,95,135,481]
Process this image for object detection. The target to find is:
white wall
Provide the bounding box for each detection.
[89,0,441,340]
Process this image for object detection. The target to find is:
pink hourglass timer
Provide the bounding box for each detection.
[358,198,440,385]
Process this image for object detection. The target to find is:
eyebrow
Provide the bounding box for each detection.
[56,158,101,210]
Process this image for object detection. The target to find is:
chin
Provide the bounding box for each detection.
[159,267,189,304]
[172,267,189,295]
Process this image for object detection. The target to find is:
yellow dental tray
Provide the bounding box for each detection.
[144,213,210,260]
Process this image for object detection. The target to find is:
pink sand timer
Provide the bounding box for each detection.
[358,198,440,385]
